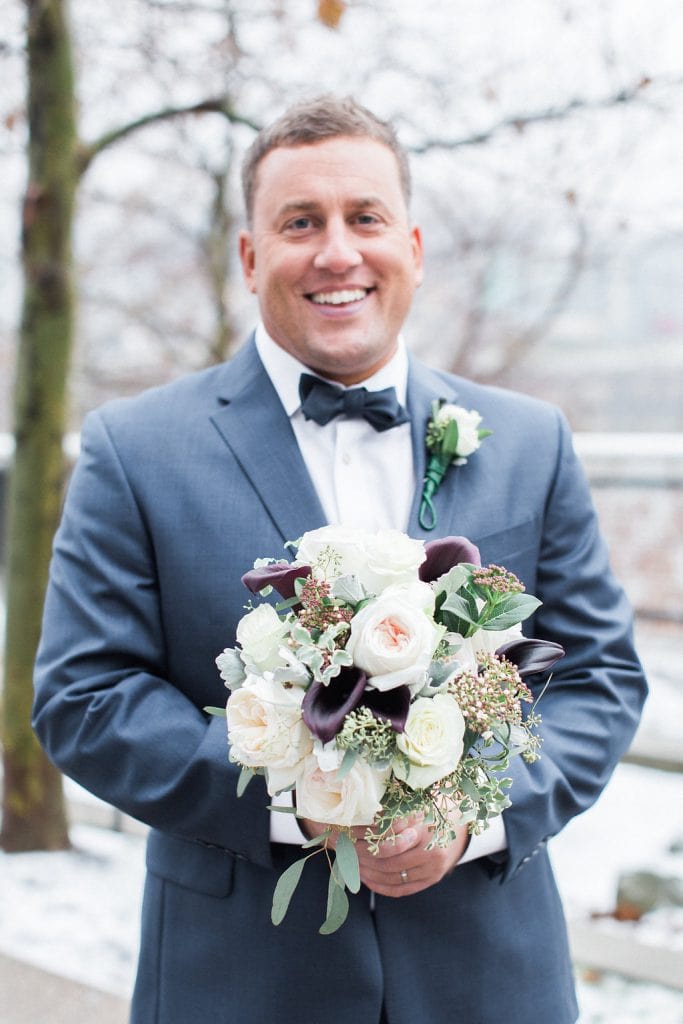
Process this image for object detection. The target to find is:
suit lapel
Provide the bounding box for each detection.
[210,340,327,544]
[405,358,462,539]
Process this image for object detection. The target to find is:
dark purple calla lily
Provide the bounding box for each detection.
[495,637,565,678]
[241,562,312,600]
[361,685,411,734]
[302,668,412,744]
[302,667,369,744]
[419,535,481,583]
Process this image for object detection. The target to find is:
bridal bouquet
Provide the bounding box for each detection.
[212,526,563,934]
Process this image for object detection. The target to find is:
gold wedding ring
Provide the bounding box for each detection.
[400,869,409,883]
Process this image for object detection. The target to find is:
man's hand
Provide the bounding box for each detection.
[300,813,470,898]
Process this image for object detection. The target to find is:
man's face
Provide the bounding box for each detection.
[239,136,424,385]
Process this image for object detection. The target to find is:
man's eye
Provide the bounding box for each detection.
[355,213,381,226]
[287,216,313,231]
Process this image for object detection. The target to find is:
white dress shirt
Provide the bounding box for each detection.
[254,324,506,865]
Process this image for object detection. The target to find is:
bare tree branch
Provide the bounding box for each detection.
[77,98,260,177]
[410,77,674,154]
[485,217,590,380]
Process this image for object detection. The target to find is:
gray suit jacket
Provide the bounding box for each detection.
[33,339,646,1023]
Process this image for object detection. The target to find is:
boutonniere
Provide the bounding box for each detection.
[418,399,492,530]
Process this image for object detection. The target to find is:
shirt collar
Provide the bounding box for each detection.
[254,322,409,418]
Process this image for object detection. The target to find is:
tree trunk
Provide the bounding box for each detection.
[205,161,238,365]
[1,0,77,851]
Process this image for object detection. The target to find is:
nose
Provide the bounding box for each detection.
[313,219,363,273]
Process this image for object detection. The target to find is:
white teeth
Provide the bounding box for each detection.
[310,289,367,305]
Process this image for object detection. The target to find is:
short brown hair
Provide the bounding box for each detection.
[241,95,411,224]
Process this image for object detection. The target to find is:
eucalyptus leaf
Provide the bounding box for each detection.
[236,767,255,797]
[319,870,350,935]
[301,831,330,850]
[203,705,227,718]
[336,748,359,780]
[266,804,298,814]
[271,856,308,926]
[335,832,361,894]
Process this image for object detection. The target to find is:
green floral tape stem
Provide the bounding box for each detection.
[419,455,449,530]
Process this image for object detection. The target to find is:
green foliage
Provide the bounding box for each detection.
[334,832,360,894]
[320,861,349,935]
[271,856,309,926]
[236,766,257,797]
[270,830,359,935]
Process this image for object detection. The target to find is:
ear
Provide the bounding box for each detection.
[239,230,258,294]
[410,225,424,287]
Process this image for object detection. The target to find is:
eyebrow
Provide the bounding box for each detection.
[276,195,392,219]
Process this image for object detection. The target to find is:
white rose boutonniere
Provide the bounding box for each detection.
[419,399,493,530]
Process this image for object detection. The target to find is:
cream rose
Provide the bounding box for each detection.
[437,404,483,457]
[346,586,443,692]
[393,693,466,790]
[226,674,312,794]
[236,604,288,673]
[295,526,371,583]
[295,754,390,826]
[362,529,426,593]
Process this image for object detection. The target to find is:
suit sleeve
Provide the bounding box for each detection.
[32,408,273,869]
[495,409,647,881]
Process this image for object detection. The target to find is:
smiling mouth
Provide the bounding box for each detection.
[307,288,373,306]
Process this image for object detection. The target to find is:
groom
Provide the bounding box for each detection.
[33,96,647,1023]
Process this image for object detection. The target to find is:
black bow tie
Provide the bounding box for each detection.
[298,373,410,432]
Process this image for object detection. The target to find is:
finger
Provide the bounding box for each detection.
[362,870,434,898]
[359,827,419,862]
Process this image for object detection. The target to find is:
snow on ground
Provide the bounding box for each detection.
[1,760,682,1022]
[0,822,145,997]
[0,622,681,1020]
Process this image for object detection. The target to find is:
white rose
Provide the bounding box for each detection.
[296,754,390,826]
[236,604,289,672]
[346,587,443,692]
[448,622,524,673]
[295,526,371,583]
[226,674,313,794]
[386,580,436,617]
[362,529,426,593]
[437,404,482,457]
[312,738,345,773]
[394,693,466,790]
